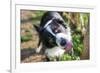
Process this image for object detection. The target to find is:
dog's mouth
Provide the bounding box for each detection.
[64,41,72,51]
[55,33,73,51]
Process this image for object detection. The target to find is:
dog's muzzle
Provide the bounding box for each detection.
[56,33,72,51]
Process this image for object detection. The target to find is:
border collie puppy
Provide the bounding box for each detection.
[34,11,73,60]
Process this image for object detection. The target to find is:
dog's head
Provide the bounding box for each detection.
[35,11,72,52]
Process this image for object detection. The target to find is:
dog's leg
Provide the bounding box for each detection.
[36,42,43,53]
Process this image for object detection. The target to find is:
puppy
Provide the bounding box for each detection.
[34,11,73,60]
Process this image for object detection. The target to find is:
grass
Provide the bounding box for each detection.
[60,54,80,61]
[21,33,32,42]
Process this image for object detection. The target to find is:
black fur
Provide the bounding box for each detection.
[34,11,68,48]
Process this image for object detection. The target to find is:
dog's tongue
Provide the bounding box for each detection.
[64,42,72,51]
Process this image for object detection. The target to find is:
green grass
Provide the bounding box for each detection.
[21,34,32,42]
[60,54,80,61]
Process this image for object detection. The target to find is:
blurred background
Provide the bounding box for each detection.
[20,10,89,63]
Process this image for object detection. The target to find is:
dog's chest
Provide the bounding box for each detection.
[45,47,65,57]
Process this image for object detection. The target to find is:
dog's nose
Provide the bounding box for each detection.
[60,38,67,46]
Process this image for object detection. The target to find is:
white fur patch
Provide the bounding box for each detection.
[56,32,72,47]
[44,18,54,28]
[36,43,42,53]
[45,46,65,57]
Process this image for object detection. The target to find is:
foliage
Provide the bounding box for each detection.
[59,12,89,61]
[60,54,80,61]
[21,33,32,42]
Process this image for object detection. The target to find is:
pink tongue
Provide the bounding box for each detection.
[65,42,72,51]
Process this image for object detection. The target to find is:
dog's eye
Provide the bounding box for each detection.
[57,20,64,24]
[54,28,61,33]
[51,24,58,30]
[56,19,67,29]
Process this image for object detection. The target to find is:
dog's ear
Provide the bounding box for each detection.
[34,25,42,53]
[34,25,40,32]
[57,19,64,24]
[58,20,67,29]
[63,23,68,29]
[56,19,67,28]
[34,25,43,34]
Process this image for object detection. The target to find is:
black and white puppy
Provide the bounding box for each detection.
[34,11,73,60]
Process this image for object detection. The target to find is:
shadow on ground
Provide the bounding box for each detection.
[21,48,47,63]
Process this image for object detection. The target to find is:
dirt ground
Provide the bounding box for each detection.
[20,10,46,63]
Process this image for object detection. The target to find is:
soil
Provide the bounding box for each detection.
[20,10,46,63]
